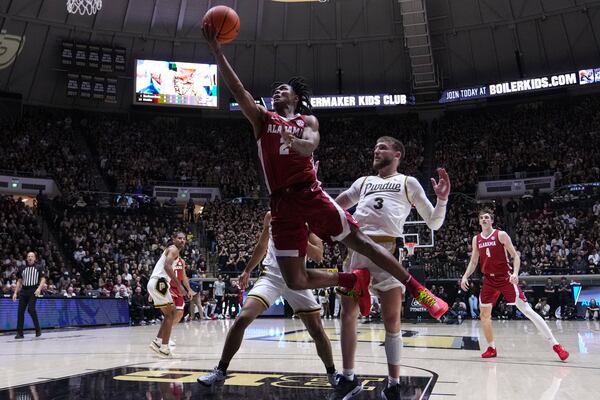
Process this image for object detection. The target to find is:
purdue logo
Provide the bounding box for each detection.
[113,368,435,397]
[0,30,25,70]
[156,277,169,296]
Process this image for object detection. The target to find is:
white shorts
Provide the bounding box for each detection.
[343,241,406,293]
[248,271,320,315]
[147,276,173,308]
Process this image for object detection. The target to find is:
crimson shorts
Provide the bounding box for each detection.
[270,183,359,257]
[479,274,527,307]
[170,286,185,310]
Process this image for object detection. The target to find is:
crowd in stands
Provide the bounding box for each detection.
[0,112,97,195]
[51,205,203,298]
[202,199,268,275]
[433,96,600,194]
[82,117,261,198]
[0,195,65,297]
[316,114,426,186]
[2,95,600,314]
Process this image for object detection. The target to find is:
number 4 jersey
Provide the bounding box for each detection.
[344,174,412,237]
[476,229,512,277]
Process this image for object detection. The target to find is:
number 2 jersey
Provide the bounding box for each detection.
[477,229,511,277]
[257,111,318,194]
[343,174,412,237]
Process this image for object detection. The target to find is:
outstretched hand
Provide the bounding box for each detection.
[201,21,221,53]
[431,168,450,201]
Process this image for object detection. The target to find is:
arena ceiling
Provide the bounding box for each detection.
[0,0,599,110]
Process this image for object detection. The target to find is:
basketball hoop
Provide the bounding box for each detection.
[66,0,102,15]
[406,242,417,257]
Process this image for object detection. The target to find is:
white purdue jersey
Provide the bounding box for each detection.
[150,249,175,281]
[344,173,412,236]
[261,227,283,279]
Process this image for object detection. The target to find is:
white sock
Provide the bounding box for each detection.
[343,369,354,381]
[488,341,496,349]
[388,376,400,387]
[516,299,559,345]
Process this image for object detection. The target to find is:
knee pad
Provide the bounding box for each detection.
[384,331,403,365]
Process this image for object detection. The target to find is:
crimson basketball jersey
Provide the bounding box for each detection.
[169,258,185,297]
[476,229,511,276]
[257,111,317,194]
[173,258,185,281]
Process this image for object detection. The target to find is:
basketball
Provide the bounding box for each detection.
[203,5,240,44]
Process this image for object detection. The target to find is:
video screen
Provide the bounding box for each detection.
[134,59,218,108]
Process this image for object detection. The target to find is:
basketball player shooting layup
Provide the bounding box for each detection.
[331,136,449,400]
[198,212,337,387]
[461,208,569,361]
[202,21,448,320]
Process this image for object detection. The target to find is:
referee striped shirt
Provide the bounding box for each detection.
[17,262,45,288]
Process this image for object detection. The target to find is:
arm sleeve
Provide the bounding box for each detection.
[406,176,448,231]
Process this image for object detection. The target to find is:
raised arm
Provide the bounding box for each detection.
[461,236,480,291]
[202,22,266,133]
[406,171,449,231]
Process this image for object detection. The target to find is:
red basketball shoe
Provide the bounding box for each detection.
[413,286,449,319]
[481,346,497,358]
[553,344,569,361]
[342,269,371,317]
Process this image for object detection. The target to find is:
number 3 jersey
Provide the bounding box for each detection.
[344,174,411,237]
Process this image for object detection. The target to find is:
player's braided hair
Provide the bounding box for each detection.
[272,77,313,115]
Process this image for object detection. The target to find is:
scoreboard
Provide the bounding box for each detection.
[62,41,124,103]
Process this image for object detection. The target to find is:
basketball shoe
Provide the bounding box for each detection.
[198,367,227,386]
[381,382,402,400]
[340,269,371,317]
[327,374,363,400]
[553,344,569,361]
[407,280,448,319]
[481,346,497,358]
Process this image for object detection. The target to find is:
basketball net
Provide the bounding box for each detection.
[66,0,102,15]
[405,242,417,257]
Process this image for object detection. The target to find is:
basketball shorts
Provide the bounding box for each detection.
[270,183,359,257]
[147,276,173,308]
[248,269,320,315]
[343,240,405,293]
[479,274,527,307]
[170,285,185,310]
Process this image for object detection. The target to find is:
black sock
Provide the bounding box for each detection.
[217,360,229,374]
[326,366,336,375]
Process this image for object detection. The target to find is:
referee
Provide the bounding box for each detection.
[13,252,46,339]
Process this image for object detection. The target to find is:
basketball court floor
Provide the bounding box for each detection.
[1,318,599,399]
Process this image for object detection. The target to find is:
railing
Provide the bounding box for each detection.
[149,179,220,188]
[0,168,53,179]
[479,169,552,182]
